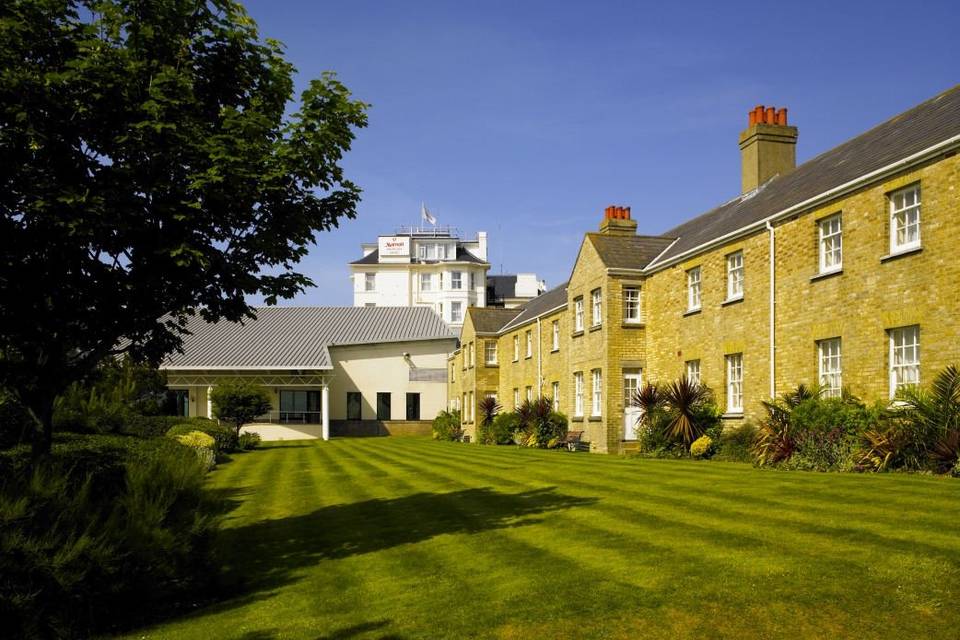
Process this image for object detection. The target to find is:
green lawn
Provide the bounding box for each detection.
[120,438,960,639]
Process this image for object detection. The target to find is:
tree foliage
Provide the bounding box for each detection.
[0,0,368,454]
[210,382,271,437]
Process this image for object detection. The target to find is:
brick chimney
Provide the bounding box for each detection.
[599,205,637,236]
[739,105,798,193]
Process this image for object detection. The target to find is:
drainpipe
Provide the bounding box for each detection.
[536,317,543,398]
[766,221,776,398]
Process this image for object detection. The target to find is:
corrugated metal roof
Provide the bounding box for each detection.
[500,282,569,332]
[162,306,456,370]
[649,84,960,267]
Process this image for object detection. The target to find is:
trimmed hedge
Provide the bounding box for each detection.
[166,419,237,454]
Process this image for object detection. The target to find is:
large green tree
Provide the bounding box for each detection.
[0,0,367,455]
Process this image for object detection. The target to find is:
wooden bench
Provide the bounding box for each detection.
[561,430,584,452]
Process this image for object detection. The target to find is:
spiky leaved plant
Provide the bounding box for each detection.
[631,382,664,432]
[662,376,714,446]
[751,384,819,466]
[892,364,960,471]
[478,396,501,427]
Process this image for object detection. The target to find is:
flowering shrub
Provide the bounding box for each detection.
[175,431,215,449]
[690,435,713,459]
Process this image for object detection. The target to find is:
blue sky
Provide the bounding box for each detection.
[243,0,959,305]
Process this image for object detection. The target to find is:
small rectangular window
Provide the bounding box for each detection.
[817,338,842,398]
[687,267,701,311]
[725,354,743,413]
[525,386,532,401]
[889,325,920,398]
[574,297,584,332]
[451,271,463,290]
[623,286,641,323]
[376,392,392,421]
[451,301,463,323]
[347,392,362,420]
[485,340,497,365]
[552,382,560,411]
[468,341,475,367]
[818,214,843,273]
[685,359,701,386]
[591,369,602,416]
[574,372,584,417]
[513,335,519,361]
[890,184,921,253]
[591,289,602,326]
[726,252,744,300]
[405,393,421,421]
[623,369,641,406]
[552,320,560,351]
[364,273,376,291]
[420,273,432,292]
[525,330,532,358]
[513,388,520,409]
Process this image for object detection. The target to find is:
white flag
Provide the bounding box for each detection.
[421,202,437,225]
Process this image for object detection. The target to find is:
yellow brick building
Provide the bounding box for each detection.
[449,85,960,452]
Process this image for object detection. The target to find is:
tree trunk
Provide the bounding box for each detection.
[28,394,56,460]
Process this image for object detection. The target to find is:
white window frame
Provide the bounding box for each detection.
[451,301,463,324]
[591,289,602,327]
[525,330,532,358]
[364,272,375,292]
[725,353,743,413]
[552,382,560,411]
[818,214,843,274]
[551,320,560,351]
[418,244,427,260]
[623,369,642,406]
[451,271,463,290]
[623,286,641,323]
[726,251,744,301]
[685,359,701,386]
[687,267,701,311]
[420,272,433,292]
[889,184,921,254]
[889,325,920,398]
[468,341,474,367]
[513,335,519,362]
[469,272,476,290]
[574,372,584,417]
[513,388,520,409]
[484,340,497,365]
[525,386,532,402]
[591,369,602,417]
[574,297,584,332]
[817,337,842,398]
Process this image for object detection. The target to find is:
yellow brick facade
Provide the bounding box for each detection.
[446,99,960,453]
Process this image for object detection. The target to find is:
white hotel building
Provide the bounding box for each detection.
[350,226,544,331]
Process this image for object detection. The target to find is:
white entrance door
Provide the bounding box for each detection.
[623,369,642,440]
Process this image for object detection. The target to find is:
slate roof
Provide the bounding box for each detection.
[468,307,522,334]
[587,234,676,270]
[161,306,456,370]
[349,247,487,265]
[648,84,960,267]
[500,282,569,332]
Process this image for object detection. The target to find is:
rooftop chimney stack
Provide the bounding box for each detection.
[739,105,798,194]
[598,205,637,236]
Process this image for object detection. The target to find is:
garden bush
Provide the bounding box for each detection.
[0,390,33,449]
[0,434,220,638]
[690,435,713,459]
[166,419,237,455]
[432,410,462,441]
[713,423,757,462]
[479,411,518,445]
[175,431,218,470]
[238,431,262,450]
[514,398,568,448]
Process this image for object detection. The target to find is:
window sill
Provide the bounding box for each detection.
[484,363,498,368]
[550,348,560,354]
[721,296,744,307]
[880,246,922,263]
[571,416,584,422]
[622,321,644,328]
[683,308,702,317]
[721,412,744,420]
[525,355,532,360]
[588,416,603,422]
[810,268,843,282]
[589,325,602,333]
[571,330,584,338]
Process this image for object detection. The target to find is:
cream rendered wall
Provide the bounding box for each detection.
[328,338,457,421]
[352,269,410,307]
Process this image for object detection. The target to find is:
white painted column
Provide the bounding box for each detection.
[206,385,213,419]
[321,385,330,441]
